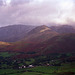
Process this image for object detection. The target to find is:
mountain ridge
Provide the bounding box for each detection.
[0,25,35,42]
[50,25,75,34]
[21,25,59,43]
[0,25,75,58]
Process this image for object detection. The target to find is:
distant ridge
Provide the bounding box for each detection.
[0,25,35,42]
[50,25,75,33]
[28,25,51,34]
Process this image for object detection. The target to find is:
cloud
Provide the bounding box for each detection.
[0,0,3,6]
[0,0,75,27]
[10,0,32,5]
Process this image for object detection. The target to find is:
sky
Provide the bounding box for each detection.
[0,0,75,27]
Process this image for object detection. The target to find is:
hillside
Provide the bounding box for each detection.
[50,25,75,34]
[22,25,59,43]
[0,25,75,58]
[6,25,59,52]
[25,33,75,55]
[0,25,35,42]
[7,33,75,58]
[0,41,10,45]
[37,33,75,55]
[0,41,11,51]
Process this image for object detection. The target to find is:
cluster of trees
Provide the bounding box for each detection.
[0,53,75,69]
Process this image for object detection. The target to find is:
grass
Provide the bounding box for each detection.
[26,64,75,74]
[27,66,59,73]
[20,72,42,75]
[58,63,75,73]
[25,58,35,65]
[20,72,56,75]
[0,69,25,75]
[0,52,19,57]
[0,69,18,74]
[21,66,59,75]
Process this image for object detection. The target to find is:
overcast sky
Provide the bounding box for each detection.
[0,0,75,27]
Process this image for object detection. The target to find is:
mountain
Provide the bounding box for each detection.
[6,25,59,52]
[37,33,75,55]
[0,25,35,42]
[50,25,75,34]
[21,25,59,43]
[6,33,75,59]
[0,25,75,58]
[26,33,75,54]
[15,33,75,58]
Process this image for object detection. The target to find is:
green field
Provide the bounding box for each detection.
[20,72,55,75]
[0,52,19,57]
[28,66,59,73]
[0,64,75,75]
[0,69,25,75]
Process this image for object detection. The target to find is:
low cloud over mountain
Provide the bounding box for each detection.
[0,0,75,27]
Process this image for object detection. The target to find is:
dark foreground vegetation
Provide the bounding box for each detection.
[0,52,75,75]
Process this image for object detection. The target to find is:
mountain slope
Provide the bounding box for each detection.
[6,25,59,52]
[22,25,59,43]
[0,41,11,51]
[50,25,75,34]
[0,25,75,58]
[0,25,35,42]
[40,33,75,54]
[9,33,75,59]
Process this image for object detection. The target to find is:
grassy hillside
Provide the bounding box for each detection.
[0,41,11,51]
[2,33,74,59]
[6,25,58,53]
